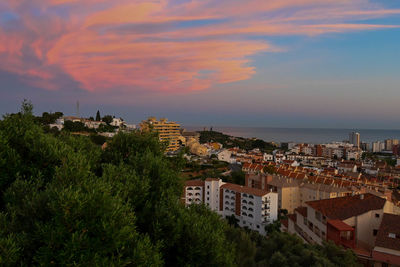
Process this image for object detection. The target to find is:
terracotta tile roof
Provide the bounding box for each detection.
[242,163,251,169]
[221,183,270,197]
[185,180,205,187]
[288,214,297,223]
[374,213,400,251]
[306,193,386,220]
[295,206,307,217]
[327,219,354,231]
[281,219,288,228]
[296,173,306,180]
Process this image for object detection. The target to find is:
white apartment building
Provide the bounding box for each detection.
[373,141,382,153]
[183,178,278,235]
[263,153,274,161]
[217,149,234,163]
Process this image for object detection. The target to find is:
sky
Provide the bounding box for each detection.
[1,0,400,129]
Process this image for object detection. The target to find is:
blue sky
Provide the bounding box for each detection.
[1,0,400,129]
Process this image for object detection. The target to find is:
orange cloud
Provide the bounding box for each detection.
[0,0,399,93]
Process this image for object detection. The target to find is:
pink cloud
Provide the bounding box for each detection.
[0,0,399,93]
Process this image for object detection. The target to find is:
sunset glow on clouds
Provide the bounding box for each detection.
[1,0,400,94]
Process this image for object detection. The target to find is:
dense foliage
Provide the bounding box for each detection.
[0,102,360,266]
[199,130,276,152]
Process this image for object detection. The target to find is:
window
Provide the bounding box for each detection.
[207,192,209,195]
[207,185,210,189]
[303,217,308,226]
[257,225,260,229]
[315,211,321,221]
[373,229,378,236]
[195,187,201,190]
[375,213,380,218]
[389,233,396,239]
[207,197,209,201]
[248,214,253,218]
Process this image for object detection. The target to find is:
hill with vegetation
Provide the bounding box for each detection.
[0,101,359,266]
[198,130,277,152]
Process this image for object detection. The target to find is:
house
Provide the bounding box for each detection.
[110,117,124,127]
[263,153,273,161]
[217,149,234,163]
[287,193,400,264]
[337,162,358,173]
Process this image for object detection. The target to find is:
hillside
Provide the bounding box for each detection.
[198,130,277,152]
[0,102,359,266]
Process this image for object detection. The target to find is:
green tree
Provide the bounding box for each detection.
[102,115,113,125]
[96,110,101,121]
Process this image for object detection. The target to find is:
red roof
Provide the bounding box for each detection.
[295,207,307,217]
[242,163,251,169]
[205,178,220,182]
[280,219,288,228]
[288,214,297,223]
[185,180,205,187]
[374,213,400,251]
[328,219,354,231]
[306,193,386,220]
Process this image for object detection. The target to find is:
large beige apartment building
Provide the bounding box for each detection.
[140,117,184,152]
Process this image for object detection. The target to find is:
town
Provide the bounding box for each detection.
[45,112,400,266]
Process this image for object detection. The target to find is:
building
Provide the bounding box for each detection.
[287,194,400,265]
[140,117,184,152]
[372,213,400,266]
[110,117,124,127]
[183,178,278,235]
[349,132,361,148]
[217,149,234,163]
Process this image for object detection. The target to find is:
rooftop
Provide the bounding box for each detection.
[295,206,307,217]
[185,180,205,187]
[374,213,400,251]
[306,193,386,220]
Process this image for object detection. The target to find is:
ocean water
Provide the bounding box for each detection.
[184,126,400,145]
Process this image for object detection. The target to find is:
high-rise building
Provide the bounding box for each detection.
[372,141,382,153]
[140,117,184,152]
[349,132,360,148]
[385,139,393,151]
[361,142,370,151]
[385,139,398,151]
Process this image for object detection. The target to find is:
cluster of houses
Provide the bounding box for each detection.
[183,155,400,266]
[49,116,136,136]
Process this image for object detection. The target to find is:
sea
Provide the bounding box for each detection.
[184,126,400,145]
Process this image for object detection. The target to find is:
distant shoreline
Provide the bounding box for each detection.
[184,126,400,144]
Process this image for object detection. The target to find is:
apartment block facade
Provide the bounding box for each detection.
[140,117,184,152]
[183,178,278,235]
